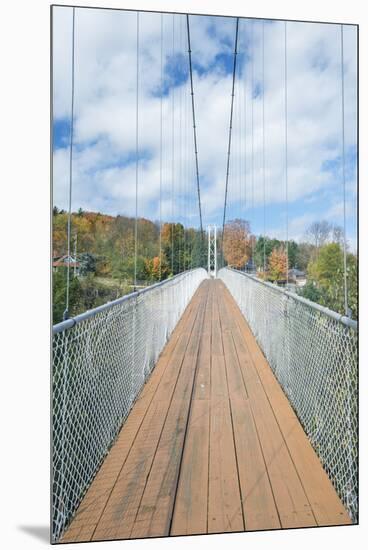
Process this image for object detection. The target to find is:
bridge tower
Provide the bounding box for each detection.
[207,225,217,278]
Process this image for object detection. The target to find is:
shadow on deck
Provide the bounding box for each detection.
[61,279,350,543]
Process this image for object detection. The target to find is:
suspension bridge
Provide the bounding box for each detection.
[52,8,358,543]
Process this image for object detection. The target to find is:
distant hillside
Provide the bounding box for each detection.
[52,207,205,323]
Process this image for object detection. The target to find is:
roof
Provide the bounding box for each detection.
[53,255,80,268]
[289,268,306,277]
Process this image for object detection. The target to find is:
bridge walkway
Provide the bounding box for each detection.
[61,279,350,542]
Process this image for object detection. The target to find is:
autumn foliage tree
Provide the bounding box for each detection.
[223,219,252,269]
[268,246,288,281]
[144,254,170,281]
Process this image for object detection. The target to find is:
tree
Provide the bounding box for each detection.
[254,236,298,271]
[308,243,343,286]
[53,269,83,324]
[295,242,315,271]
[144,254,170,281]
[191,230,206,269]
[307,243,357,318]
[297,280,324,302]
[346,253,358,319]
[223,219,252,269]
[331,224,345,246]
[268,246,288,281]
[305,220,332,252]
[287,240,298,269]
[160,222,199,274]
[254,236,276,270]
[78,253,97,276]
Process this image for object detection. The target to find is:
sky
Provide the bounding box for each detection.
[52,6,357,250]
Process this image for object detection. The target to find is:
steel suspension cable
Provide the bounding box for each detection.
[134,12,140,289]
[171,14,175,275]
[183,25,188,272]
[188,71,193,272]
[186,14,204,242]
[239,59,242,223]
[179,17,183,273]
[340,24,349,316]
[221,17,240,258]
[251,20,255,266]
[63,7,76,321]
[284,21,289,287]
[243,21,247,260]
[262,21,266,275]
[159,13,163,281]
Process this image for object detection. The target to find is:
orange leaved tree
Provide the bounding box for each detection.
[223,219,252,269]
[144,254,170,281]
[268,246,288,281]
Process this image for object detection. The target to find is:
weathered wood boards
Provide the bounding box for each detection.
[61,279,350,543]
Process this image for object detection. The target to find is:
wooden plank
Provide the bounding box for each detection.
[170,399,210,535]
[219,291,280,531]
[217,282,316,529]
[192,281,213,401]
[129,282,209,538]
[62,276,351,544]
[90,283,209,541]
[170,282,214,535]
[221,283,351,526]
[61,283,205,543]
[207,287,244,534]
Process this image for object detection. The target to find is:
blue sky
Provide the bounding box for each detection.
[52,7,357,250]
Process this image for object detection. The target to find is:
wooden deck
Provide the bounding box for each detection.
[61,279,350,543]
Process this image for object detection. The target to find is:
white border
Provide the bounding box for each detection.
[1,1,366,549]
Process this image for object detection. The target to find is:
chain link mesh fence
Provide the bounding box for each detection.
[52,268,208,542]
[218,267,358,522]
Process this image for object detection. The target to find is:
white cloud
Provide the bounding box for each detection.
[52,7,357,243]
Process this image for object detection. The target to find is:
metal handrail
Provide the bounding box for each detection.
[53,269,199,334]
[225,267,357,330]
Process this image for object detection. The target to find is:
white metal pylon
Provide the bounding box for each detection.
[207,225,217,278]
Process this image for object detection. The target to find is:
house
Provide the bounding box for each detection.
[288,268,307,287]
[53,254,81,275]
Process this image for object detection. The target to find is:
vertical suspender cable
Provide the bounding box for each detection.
[262,21,266,275]
[284,20,289,286]
[221,17,239,258]
[188,70,193,272]
[159,13,163,281]
[243,20,247,263]
[134,12,140,289]
[186,15,204,243]
[63,7,76,321]
[340,24,349,316]
[171,14,175,275]
[183,18,187,272]
[251,20,255,266]
[239,61,242,224]
[179,17,183,273]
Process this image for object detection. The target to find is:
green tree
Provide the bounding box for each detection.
[53,268,83,324]
[297,280,324,303]
[295,242,315,271]
[307,243,357,318]
[287,240,298,269]
[254,237,298,271]
[79,253,97,276]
